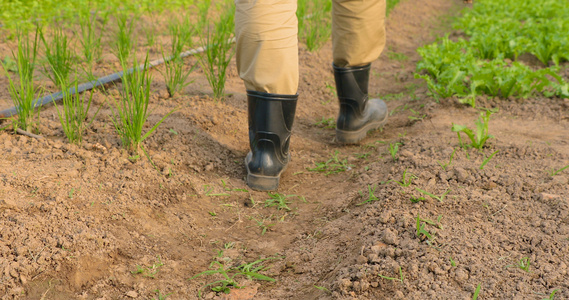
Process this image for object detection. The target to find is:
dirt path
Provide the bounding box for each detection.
[1,0,569,299]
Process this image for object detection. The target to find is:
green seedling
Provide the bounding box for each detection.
[204,185,230,197]
[298,0,332,52]
[195,0,211,33]
[220,179,248,192]
[542,289,559,300]
[304,8,332,52]
[314,285,330,293]
[153,289,172,300]
[548,164,569,176]
[452,109,497,150]
[386,0,401,16]
[408,108,426,122]
[197,1,235,99]
[389,103,408,116]
[325,82,337,97]
[40,25,75,87]
[506,257,531,272]
[190,257,277,297]
[355,152,371,160]
[388,142,401,161]
[472,284,481,300]
[265,193,296,211]
[314,116,335,129]
[78,10,108,70]
[250,216,275,235]
[415,213,437,241]
[449,256,457,267]
[415,187,450,203]
[437,148,456,171]
[357,184,380,206]
[131,256,164,278]
[208,211,217,216]
[308,151,354,175]
[1,26,42,132]
[159,16,196,97]
[410,196,425,203]
[378,266,404,283]
[388,51,409,62]
[109,54,176,156]
[113,13,136,63]
[389,168,417,187]
[480,150,499,169]
[55,75,100,145]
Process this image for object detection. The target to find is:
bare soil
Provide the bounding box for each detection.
[1,0,569,299]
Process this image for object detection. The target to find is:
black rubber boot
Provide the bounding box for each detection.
[334,63,388,144]
[245,91,297,191]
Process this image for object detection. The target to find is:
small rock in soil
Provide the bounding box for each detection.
[454,267,469,282]
[125,291,138,298]
[382,228,399,246]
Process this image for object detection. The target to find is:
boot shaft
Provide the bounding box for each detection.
[334,63,372,130]
[247,90,297,167]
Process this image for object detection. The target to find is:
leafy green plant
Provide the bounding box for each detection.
[1,26,42,132]
[190,257,277,297]
[416,0,569,106]
[452,109,496,150]
[357,184,380,206]
[197,1,235,99]
[308,151,354,175]
[109,54,175,155]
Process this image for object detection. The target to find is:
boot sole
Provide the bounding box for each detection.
[244,153,288,191]
[336,115,388,144]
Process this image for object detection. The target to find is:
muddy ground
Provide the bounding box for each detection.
[1,0,569,299]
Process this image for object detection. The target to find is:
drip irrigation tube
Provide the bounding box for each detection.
[0,40,236,119]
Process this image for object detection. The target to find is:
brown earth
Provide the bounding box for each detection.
[1,0,569,299]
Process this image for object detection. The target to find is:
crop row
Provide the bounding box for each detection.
[415,0,569,107]
[0,0,339,157]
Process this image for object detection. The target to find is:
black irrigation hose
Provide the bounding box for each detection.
[0,44,214,119]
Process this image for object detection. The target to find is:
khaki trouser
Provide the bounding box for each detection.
[235,0,386,95]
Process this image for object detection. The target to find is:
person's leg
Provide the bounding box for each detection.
[235,0,298,94]
[235,0,299,191]
[332,0,388,144]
